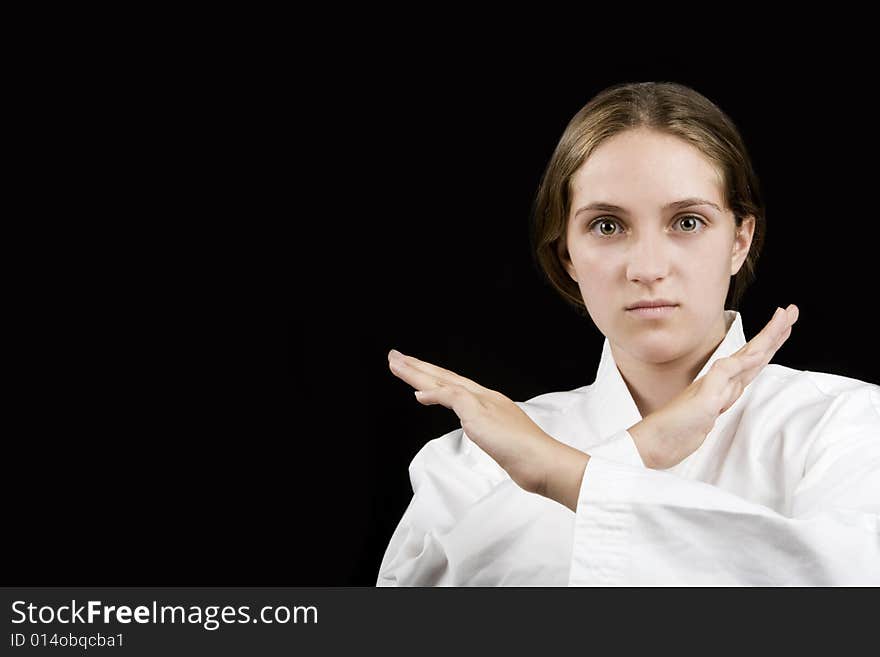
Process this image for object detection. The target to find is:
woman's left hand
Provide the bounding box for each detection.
[387,349,559,495]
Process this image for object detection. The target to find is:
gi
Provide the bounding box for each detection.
[376,310,880,586]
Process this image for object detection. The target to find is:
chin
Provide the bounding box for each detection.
[626,331,684,362]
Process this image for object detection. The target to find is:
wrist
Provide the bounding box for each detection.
[538,436,590,512]
[628,415,669,469]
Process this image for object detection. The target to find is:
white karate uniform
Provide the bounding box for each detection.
[376,310,880,586]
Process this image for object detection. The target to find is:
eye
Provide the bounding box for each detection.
[676,214,707,232]
[589,217,622,237]
[587,214,707,238]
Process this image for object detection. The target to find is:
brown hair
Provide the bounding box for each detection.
[530,81,766,318]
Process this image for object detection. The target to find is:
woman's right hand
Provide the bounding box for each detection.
[628,305,799,470]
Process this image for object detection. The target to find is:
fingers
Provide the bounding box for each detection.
[755,305,797,362]
[704,305,799,407]
[411,384,467,410]
[388,356,483,420]
[731,305,798,387]
[387,349,484,395]
[388,355,442,390]
[736,304,798,361]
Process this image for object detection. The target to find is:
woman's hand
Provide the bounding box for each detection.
[629,304,799,470]
[386,304,799,510]
[387,350,557,495]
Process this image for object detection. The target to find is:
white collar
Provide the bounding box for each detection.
[585,310,746,441]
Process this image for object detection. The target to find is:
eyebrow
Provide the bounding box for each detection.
[573,197,722,217]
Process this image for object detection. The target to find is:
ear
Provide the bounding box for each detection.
[730,214,756,276]
[557,239,578,283]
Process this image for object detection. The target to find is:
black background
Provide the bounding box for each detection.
[7,42,878,587]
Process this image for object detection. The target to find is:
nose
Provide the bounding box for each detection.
[626,234,671,284]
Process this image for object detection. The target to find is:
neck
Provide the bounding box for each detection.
[611,312,730,418]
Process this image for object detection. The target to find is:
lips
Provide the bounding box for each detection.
[626,304,678,318]
[626,300,679,310]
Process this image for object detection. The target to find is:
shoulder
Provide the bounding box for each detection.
[758,363,879,408]
[748,364,880,452]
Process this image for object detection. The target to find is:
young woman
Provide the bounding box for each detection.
[376,82,880,586]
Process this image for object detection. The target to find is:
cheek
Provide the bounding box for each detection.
[570,251,615,296]
[689,243,734,283]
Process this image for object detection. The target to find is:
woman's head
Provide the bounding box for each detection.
[531,81,765,361]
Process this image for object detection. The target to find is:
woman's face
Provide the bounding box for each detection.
[560,127,754,364]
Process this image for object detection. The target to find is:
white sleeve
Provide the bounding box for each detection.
[569,410,880,586]
[375,428,507,587]
[582,428,646,467]
[376,424,647,587]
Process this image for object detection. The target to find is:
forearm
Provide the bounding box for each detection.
[627,413,693,470]
[626,418,664,469]
[540,419,673,512]
[540,440,591,513]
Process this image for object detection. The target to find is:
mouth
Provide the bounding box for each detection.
[626,304,679,318]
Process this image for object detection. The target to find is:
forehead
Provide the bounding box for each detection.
[571,129,724,205]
